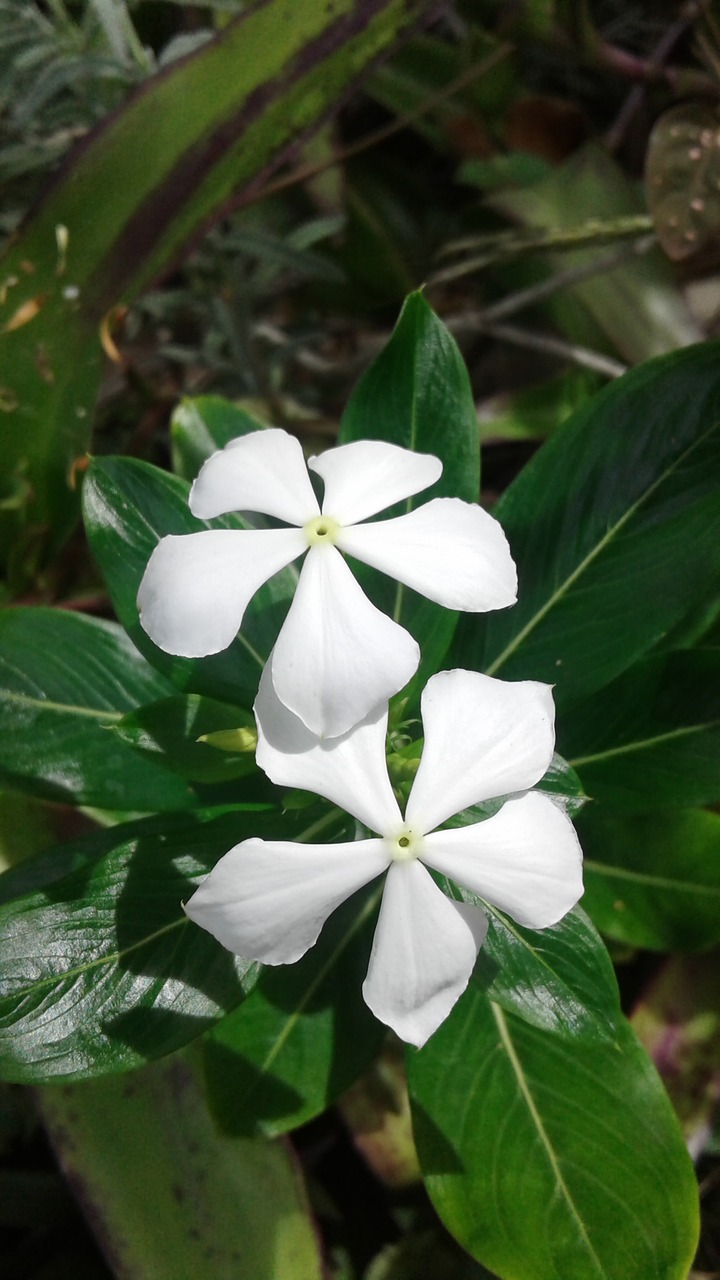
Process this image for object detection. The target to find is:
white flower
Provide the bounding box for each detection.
[137,430,517,737]
[184,668,583,1047]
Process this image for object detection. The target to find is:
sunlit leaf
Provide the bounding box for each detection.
[338,291,482,699]
[82,456,297,705]
[410,990,699,1280]
[0,607,190,810]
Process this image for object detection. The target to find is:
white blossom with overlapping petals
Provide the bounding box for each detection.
[184,668,583,1047]
[137,429,517,738]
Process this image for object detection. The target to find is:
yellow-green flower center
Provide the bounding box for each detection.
[305,514,341,546]
[387,828,423,862]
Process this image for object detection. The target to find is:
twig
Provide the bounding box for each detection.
[445,315,628,378]
[240,42,514,208]
[606,2,706,153]
[431,215,654,284]
[255,311,627,382]
[470,235,656,325]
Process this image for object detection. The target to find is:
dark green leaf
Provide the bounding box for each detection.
[444,862,619,1043]
[112,693,257,783]
[0,802,351,1082]
[82,455,298,705]
[531,751,586,816]
[0,607,191,810]
[171,396,270,482]
[339,292,479,498]
[454,343,720,705]
[409,990,699,1280]
[37,1055,324,1280]
[474,906,618,1043]
[0,811,200,908]
[433,759,613,1044]
[204,885,385,1137]
[338,291,481,698]
[559,649,720,811]
[579,808,720,952]
[0,806,309,1082]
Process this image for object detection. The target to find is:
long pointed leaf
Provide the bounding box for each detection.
[453,343,720,705]
[0,607,190,810]
[409,989,699,1280]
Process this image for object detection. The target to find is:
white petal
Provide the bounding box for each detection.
[421,792,584,929]
[137,527,306,657]
[271,545,420,738]
[309,440,441,525]
[185,837,389,963]
[255,661,402,834]
[337,498,517,611]
[362,860,487,1047]
[189,428,320,525]
[406,669,556,833]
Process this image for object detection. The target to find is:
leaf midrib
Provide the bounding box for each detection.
[492,1002,607,1279]
[251,887,382,1102]
[584,858,720,897]
[0,687,122,722]
[569,719,720,768]
[485,421,717,676]
[0,812,336,1008]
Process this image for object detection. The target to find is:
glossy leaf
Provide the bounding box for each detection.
[338,291,482,697]
[532,751,586,816]
[559,649,720,811]
[475,906,618,1043]
[443,866,618,1044]
[0,607,191,810]
[579,808,720,952]
[339,292,480,501]
[0,806,312,1082]
[431,757,613,1044]
[82,455,298,705]
[204,884,385,1137]
[112,693,257,783]
[171,396,269,481]
[0,0,426,565]
[409,990,699,1280]
[38,1055,323,1280]
[454,343,720,706]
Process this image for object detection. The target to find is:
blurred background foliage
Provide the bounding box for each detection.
[1,0,720,1276]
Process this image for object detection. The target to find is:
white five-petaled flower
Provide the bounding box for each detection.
[184,668,584,1047]
[137,430,517,738]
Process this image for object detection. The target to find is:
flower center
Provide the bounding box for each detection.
[387,828,423,862]
[304,514,341,546]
